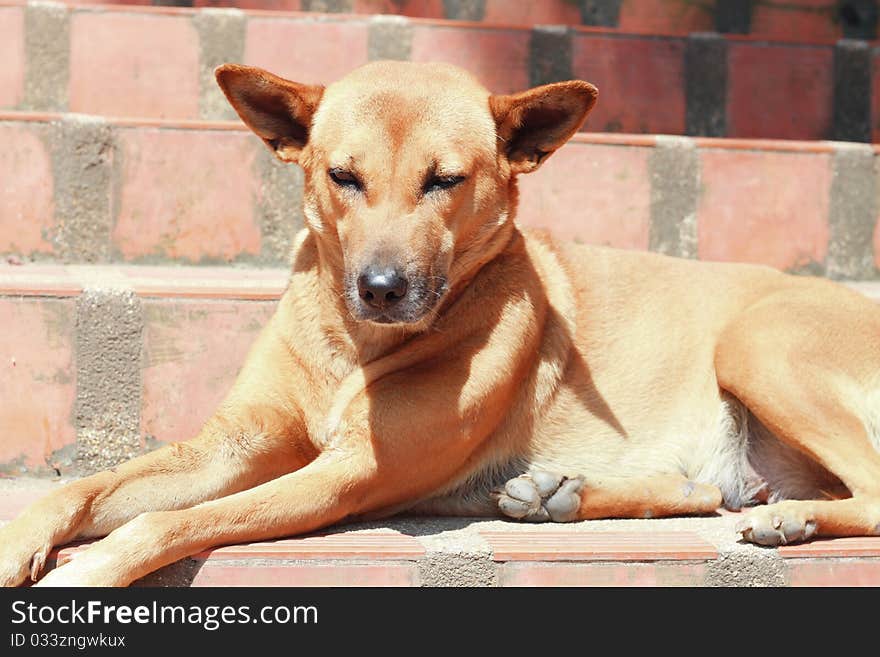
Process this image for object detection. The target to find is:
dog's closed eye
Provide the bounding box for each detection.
[423,175,465,195]
[329,168,363,191]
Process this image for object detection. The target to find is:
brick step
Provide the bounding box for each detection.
[0,263,287,476]
[1,263,880,479]
[32,0,877,43]
[1,2,876,140]
[2,481,880,586]
[4,112,880,274]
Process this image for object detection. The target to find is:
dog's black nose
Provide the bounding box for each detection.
[357,267,408,309]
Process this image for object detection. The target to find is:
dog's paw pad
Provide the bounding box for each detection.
[736,505,818,546]
[544,478,584,521]
[530,471,564,497]
[497,472,585,523]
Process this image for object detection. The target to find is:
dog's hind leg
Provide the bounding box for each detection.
[715,286,880,545]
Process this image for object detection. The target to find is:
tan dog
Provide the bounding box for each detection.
[2,61,880,587]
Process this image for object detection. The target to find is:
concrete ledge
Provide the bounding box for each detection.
[0,263,289,299]
[3,477,880,586]
[3,265,880,303]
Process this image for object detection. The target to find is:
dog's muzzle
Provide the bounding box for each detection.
[346,266,446,325]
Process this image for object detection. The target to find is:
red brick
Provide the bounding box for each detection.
[481,530,718,561]
[72,0,153,5]
[190,562,420,586]
[52,531,423,586]
[727,43,833,140]
[140,299,275,443]
[697,149,831,270]
[55,528,424,561]
[617,0,713,34]
[199,529,424,560]
[483,0,581,26]
[244,18,370,86]
[0,298,77,472]
[354,0,443,17]
[500,562,708,586]
[778,536,880,558]
[516,143,651,250]
[0,124,55,257]
[0,484,59,521]
[68,12,200,119]
[112,128,262,262]
[0,7,24,110]
[194,0,301,9]
[410,25,529,94]
[750,0,840,43]
[572,34,686,135]
[787,559,880,586]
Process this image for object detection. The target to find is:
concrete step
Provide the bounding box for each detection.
[2,262,880,479]
[29,0,877,43]
[3,478,880,586]
[3,111,880,275]
[1,2,876,140]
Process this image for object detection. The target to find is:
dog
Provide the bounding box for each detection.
[2,60,880,587]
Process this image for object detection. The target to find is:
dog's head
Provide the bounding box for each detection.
[216,61,596,328]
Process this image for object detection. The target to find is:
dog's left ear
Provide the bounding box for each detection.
[215,63,324,163]
[490,81,598,175]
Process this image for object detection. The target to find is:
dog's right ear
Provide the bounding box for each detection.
[215,64,324,163]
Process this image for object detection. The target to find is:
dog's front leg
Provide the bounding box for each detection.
[496,472,724,522]
[34,448,375,587]
[36,340,528,586]
[1,321,316,588]
[0,411,312,588]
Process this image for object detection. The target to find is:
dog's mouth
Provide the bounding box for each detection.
[369,314,408,325]
[370,315,396,324]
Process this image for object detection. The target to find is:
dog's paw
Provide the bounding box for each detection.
[32,563,103,588]
[496,471,585,522]
[32,545,126,588]
[735,502,817,546]
[0,522,53,587]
